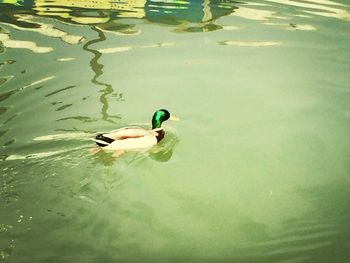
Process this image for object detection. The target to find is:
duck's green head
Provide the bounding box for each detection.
[152,109,177,129]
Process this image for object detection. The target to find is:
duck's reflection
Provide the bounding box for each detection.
[0,0,239,33]
[148,132,179,162]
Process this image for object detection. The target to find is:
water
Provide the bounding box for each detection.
[1,0,350,262]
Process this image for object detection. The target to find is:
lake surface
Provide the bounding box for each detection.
[1,0,350,262]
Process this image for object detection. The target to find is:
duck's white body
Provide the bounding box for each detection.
[93,127,162,152]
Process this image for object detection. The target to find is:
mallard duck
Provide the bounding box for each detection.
[91,109,178,155]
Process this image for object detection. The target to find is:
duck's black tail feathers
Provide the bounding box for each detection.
[94,134,115,147]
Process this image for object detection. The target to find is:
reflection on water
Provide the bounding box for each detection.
[149,128,179,162]
[0,0,241,122]
[0,0,349,35]
[0,0,239,33]
[0,31,53,53]
[82,26,122,123]
[0,0,349,52]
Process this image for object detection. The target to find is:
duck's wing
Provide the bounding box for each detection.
[103,127,151,140]
[104,135,156,151]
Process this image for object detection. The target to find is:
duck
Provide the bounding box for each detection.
[91,109,178,155]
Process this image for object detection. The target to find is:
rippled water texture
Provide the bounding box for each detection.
[1,0,350,262]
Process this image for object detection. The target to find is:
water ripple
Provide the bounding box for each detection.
[220,40,284,47]
[264,0,350,20]
[45,85,76,97]
[0,32,53,53]
[56,116,98,123]
[1,14,85,44]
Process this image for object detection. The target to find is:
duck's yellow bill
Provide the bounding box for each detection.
[169,115,180,121]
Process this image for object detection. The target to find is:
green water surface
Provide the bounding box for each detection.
[1,0,350,262]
